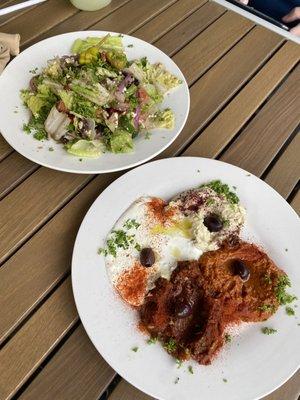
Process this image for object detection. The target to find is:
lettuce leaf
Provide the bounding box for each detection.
[58,90,73,109]
[71,35,124,54]
[109,129,134,153]
[145,108,175,130]
[66,139,103,158]
[70,80,110,106]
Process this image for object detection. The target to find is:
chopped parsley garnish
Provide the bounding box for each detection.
[124,219,140,230]
[188,365,194,374]
[127,44,134,48]
[147,337,157,345]
[275,275,297,305]
[79,158,83,162]
[131,346,138,352]
[49,147,54,152]
[286,306,295,316]
[176,359,183,369]
[174,377,179,384]
[225,333,232,343]
[29,67,38,74]
[100,229,136,257]
[164,338,177,353]
[258,304,275,313]
[261,327,277,335]
[223,378,228,383]
[285,248,288,252]
[145,132,151,140]
[200,180,239,204]
[134,243,142,252]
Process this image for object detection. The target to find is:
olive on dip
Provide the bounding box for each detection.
[140,247,155,268]
[231,259,250,281]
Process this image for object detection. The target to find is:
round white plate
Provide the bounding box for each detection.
[0,31,189,174]
[72,157,300,400]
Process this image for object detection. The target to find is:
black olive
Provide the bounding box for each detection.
[203,213,223,232]
[140,247,155,268]
[174,301,193,318]
[232,259,250,281]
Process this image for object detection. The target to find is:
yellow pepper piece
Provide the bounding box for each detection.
[79,46,99,65]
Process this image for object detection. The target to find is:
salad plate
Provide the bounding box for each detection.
[72,157,300,400]
[0,31,189,174]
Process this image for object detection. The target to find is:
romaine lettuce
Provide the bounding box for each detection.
[110,129,133,153]
[66,139,103,158]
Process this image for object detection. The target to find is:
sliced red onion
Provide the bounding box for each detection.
[117,73,134,93]
[134,105,141,130]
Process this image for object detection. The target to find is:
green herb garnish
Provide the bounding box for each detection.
[176,359,183,369]
[124,219,140,230]
[200,180,239,204]
[223,378,228,383]
[188,365,194,374]
[127,44,134,48]
[145,132,151,140]
[275,275,297,305]
[261,327,277,335]
[49,147,54,152]
[164,338,177,353]
[286,306,295,316]
[225,333,232,343]
[29,67,38,74]
[131,346,138,352]
[258,304,275,313]
[147,337,157,345]
[174,377,179,384]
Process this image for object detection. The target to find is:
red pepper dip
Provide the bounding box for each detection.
[139,241,285,365]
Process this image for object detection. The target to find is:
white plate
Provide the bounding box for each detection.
[72,157,300,400]
[0,31,189,174]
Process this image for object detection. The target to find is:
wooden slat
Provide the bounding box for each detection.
[133,0,207,44]
[290,190,300,215]
[19,325,115,400]
[0,278,78,400]
[0,152,37,199]
[263,371,300,400]
[221,64,300,175]
[265,133,300,199]
[109,380,151,400]
[25,0,132,48]
[0,136,12,161]
[0,0,39,26]
[0,172,117,343]
[183,41,300,159]
[0,169,92,264]
[1,0,78,47]
[172,10,253,85]
[88,0,177,32]
[162,26,283,158]
[154,1,226,57]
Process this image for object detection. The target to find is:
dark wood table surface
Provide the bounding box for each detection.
[0,0,299,399]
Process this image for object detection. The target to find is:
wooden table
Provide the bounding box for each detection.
[0,1,299,399]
